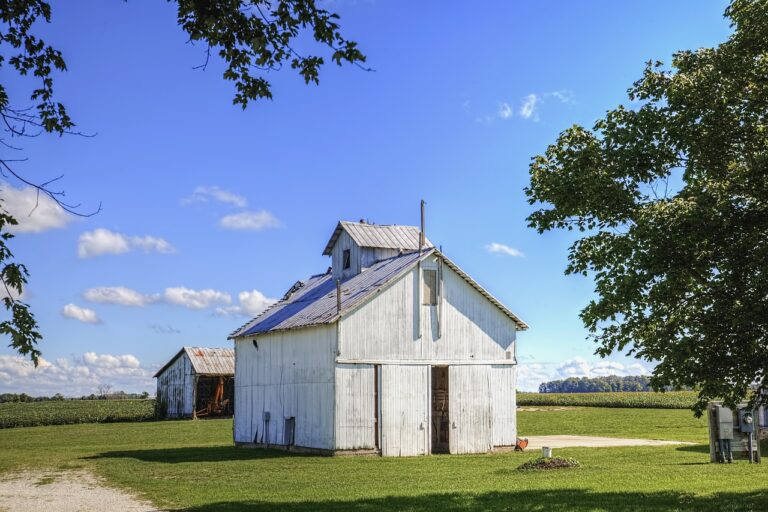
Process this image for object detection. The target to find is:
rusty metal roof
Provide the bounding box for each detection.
[229,248,528,338]
[322,221,433,256]
[154,347,234,378]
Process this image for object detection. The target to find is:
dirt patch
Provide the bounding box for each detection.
[518,456,582,471]
[0,470,157,512]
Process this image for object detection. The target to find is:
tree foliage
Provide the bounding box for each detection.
[0,0,365,364]
[539,376,652,394]
[175,0,368,107]
[525,0,768,415]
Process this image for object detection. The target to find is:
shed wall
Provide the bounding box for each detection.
[234,325,336,450]
[156,353,194,418]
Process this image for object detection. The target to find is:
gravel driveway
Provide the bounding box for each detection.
[0,470,156,512]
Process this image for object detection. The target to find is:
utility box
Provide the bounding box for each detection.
[708,402,761,463]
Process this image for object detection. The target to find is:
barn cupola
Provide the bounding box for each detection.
[322,220,433,280]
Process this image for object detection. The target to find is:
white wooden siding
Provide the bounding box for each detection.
[331,230,362,279]
[156,353,194,418]
[334,364,376,450]
[339,254,517,362]
[234,325,336,450]
[449,365,493,454]
[360,248,400,269]
[491,365,517,446]
[380,364,429,456]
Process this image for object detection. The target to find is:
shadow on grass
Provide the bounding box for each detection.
[675,443,710,453]
[676,440,768,455]
[176,489,768,512]
[85,446,310,463]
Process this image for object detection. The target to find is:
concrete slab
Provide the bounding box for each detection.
[523,435,693,450]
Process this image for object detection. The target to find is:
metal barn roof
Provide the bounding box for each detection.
[153,347,235,378]
[230,248,528,339]
[322,221,433,256]
[230,250,426,338]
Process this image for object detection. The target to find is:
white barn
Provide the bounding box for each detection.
[229,221,528,456]
[154,347,235,419]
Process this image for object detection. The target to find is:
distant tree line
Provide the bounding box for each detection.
[0,390,150,403]
[539,375,652,393]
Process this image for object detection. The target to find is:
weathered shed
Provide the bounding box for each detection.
[154,347,235,419]
[229,220,528,456]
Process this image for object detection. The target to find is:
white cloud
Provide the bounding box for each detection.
[77,228,175,259]
[183,186,247,208]
[128,235,175,254]
[0,284,26,301]
[0,353,153,396]
[0,182,74,233]
[83,286,157,307]
[82,352,140,369]
[82,285,261,312]
[219,210,281,231]
[162,287,231,310]
[485,242,524,258]
[61,304,100,324]
[150,324,180,335]
[549,89,575,104]
[555,357,593,378]
[519,93,540,121]
[498,102,513,120]
[216,289,276,317]
[555,357,651,379]
[518,363,552,392]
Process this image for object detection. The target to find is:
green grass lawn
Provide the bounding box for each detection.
[1,408,767,511]
[518,406,708,442]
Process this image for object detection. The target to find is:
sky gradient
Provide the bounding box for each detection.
[0,0,732,394]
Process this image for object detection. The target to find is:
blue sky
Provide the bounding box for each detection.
[0,0,732,394]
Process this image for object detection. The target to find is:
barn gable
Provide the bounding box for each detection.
[337,251,526,363]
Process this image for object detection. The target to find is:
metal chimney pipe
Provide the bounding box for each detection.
[336,279,342,314]
[419,199,426,253]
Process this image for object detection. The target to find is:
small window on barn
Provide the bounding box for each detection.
[423,269,438,305]
[343,249,351,270]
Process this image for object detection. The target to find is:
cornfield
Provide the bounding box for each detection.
[0,399,156,428]
[518,391,697,409]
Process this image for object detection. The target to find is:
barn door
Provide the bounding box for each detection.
[380,365,429,456]
[449,365,493,454]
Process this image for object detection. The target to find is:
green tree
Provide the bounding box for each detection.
[0,0,366,365]
[525,0,768,415]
